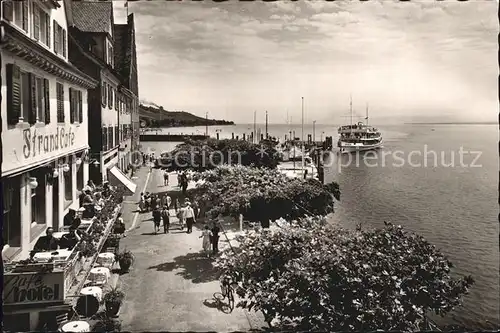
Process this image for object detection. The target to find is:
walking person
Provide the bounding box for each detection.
[199,226,212,257]
[163,170,169,186]
[161,206,170,233]
[211,220,221,255]
[152,206,161,235]
[139,192,145,212]
[174,198,180,213]
[184,202,196,234]
[177,203,185,230]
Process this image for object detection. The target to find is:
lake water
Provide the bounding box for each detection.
[142,124,499,329]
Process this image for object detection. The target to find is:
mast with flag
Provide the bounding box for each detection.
[124,0,129,17]
[365,103,369,125]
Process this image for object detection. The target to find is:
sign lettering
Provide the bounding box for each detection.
[4,272,65,305]
[23,127,76,159]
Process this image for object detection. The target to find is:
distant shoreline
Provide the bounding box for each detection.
[404,122,497,125]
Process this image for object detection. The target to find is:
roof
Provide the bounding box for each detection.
[71,1,113,34]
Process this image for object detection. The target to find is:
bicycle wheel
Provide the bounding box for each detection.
[227,287,235,311]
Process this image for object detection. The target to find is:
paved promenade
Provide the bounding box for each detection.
[117,167,267,331]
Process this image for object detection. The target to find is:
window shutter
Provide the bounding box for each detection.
[3,1,13,21]
[46,15,51,48]
[78,91,83,123]
[115,92,118,110]
[22,0,28,31]
[28,74,37,124]
[6,64,21,125]
[102,82,106,107]
[34,7,40,40]
[54,21,59,54]
[44,78,50,124]
[69,87,74,123]
[62,29,67,57]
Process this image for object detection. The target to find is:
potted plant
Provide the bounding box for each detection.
[94,317,122,332]
[103,287,125,317]
[117,250,134,272]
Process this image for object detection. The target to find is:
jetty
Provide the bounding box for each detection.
[140,133,209,142]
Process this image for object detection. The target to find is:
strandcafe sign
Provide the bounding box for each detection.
[4,271,65,305]
[23,127,76,159]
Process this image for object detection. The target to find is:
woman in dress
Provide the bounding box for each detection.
[199,226,212,257]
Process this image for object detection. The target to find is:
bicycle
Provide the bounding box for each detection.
[213,276,235,312]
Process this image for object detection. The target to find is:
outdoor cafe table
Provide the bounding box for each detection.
[33,249,73,263]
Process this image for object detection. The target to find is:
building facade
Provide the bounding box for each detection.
[1,0,97,261]
[114,14,140,165]
[67,1,125,184]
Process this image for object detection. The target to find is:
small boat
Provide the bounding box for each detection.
[337,98,383,153]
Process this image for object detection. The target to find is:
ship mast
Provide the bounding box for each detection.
[350,94,353,133]
[365,103,369,126]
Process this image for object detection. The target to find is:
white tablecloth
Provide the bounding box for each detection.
[80,286,103,302]
[33,249,73,262]
[61,321,90,332]
[89,267,110,284]
[53,232,68,240]
[96,253,115,267]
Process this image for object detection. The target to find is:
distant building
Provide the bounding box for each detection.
[114,13,140,168]
[1,0,98,263]
[67,0,135,192]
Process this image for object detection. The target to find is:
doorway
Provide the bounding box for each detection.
[52,176,59,231]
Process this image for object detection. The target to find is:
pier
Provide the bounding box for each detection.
[140,133,209,142]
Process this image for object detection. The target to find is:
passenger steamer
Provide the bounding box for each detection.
[337,98,383,153]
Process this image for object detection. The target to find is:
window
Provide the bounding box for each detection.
[35,77,45,123]
[101,81,107,107]
[102,127,108,151]
[30,172,46,226]
[56,82,64,123]
[107,44,113,66]
[53,22,66,56]
[115,92,119,111]
[77,155,84,191]
[115,125,119,145]
[9,1,29,32]
[33,5,50,46]
[108,127,113,148]
[64,163,73,203]
[69,88,82,123]
[6,65,50,125]
[21,71,30,122]
[108,86,113,109]
[2,177,21,251]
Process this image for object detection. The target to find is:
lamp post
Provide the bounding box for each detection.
[321,131,325,142]
[205,112,208,137]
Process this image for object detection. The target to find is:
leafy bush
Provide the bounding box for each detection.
[158,139,281,171]
[215,222,474,332]
[193,166,340,225]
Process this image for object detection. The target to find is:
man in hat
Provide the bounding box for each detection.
[184,201,196,233]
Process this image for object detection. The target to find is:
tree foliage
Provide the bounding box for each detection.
[216,222,474,332]
[158,139,281,171]
[193,166,340,225]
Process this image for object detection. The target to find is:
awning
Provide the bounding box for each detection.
[107,166,137,196]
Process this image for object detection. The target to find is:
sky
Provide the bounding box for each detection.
[113,0,497,124]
